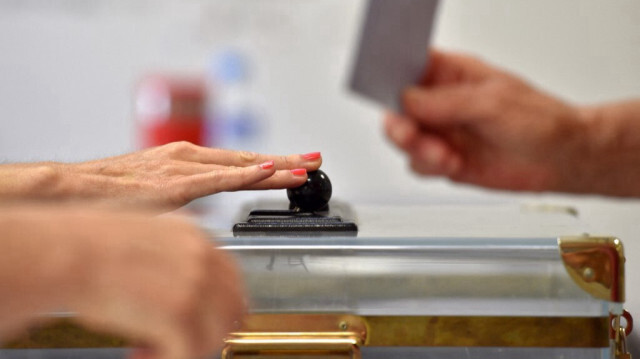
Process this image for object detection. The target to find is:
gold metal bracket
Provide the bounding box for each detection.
[558,236,625,302]
[615,326,631,359]
[612,310,633,359]
[222,314,366,358]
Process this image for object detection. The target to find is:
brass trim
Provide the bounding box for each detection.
[223,333,361,358]
[558,236,625,302]
[2,319,127,349]
[4,315,610,349]
[233,314,608,348]
[364,315,609,348]
[237,314,368,338]
[222,314,366,358]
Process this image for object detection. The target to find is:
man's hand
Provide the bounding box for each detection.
[0,142,323,211]
[384,50,593,194]
[0,205,245,359]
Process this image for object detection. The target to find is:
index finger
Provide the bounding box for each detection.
[403,85,491,126]
[210,150,323,171]
[164,143,323,170]
[422,49,496,86]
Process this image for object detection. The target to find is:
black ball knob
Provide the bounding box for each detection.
[287,170,332,212]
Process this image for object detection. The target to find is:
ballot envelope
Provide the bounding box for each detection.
[2,203,632,359]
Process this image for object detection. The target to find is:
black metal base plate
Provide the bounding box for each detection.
[232,200,358,237]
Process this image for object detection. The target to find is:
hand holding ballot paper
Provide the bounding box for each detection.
[351,0,640,198]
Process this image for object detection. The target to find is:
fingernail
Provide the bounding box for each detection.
[259,160,274,170]
[301,152,321,161]
[291,168,307,176]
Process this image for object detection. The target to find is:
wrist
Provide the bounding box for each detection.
[575,101,640,196]
[0,162,66,201]
[577,104,605,169]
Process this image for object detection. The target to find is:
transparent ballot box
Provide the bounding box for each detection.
[1,204,632,359]
[220,235,626,359]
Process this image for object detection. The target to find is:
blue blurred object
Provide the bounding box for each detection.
[206,49,267,152]
[211,49,251,85]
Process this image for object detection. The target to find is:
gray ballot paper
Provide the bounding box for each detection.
[349,0,439,113]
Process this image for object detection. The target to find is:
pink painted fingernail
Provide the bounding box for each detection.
[291,168,307,176]
[260,160,275,170]
[301,152,321,160]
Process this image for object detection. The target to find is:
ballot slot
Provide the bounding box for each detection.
[232,170,358,237]
[233,204,358,237]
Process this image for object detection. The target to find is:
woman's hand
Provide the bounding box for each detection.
[0,142,323,211]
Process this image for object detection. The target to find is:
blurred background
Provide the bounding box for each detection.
[2,0,640,204]
[1,0,640,343]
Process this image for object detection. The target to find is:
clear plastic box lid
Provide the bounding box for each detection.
[201,202,614,317]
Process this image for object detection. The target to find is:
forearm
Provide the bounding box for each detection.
[0,162,107,203]
[0,205,89,338]
[579,99,640,196]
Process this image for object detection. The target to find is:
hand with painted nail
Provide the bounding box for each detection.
[0,141,323,211]
[384,49,596,194]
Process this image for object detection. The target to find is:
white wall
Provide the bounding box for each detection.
[1,0,640,344]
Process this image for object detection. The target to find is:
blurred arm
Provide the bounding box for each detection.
[0,203,245,359]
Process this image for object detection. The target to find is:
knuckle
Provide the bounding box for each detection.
[164,141,197,157]
[481,81,513,113]
[238,151,258,163]
[206,170,225,187]
[165,179,193,206]
[211,170,240,192]
[281,155,294,168]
